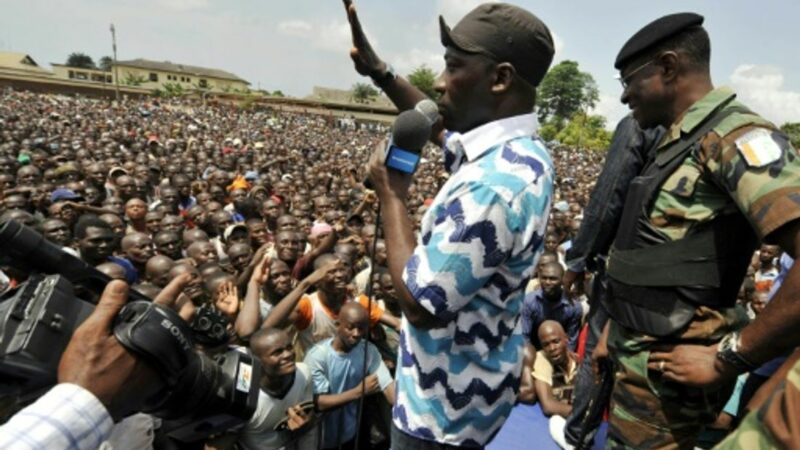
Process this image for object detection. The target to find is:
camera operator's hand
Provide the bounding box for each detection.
[58,280,160,420]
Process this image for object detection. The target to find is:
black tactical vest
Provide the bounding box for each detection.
[603,101,760,337]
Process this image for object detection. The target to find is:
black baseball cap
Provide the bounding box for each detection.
[439,3,555,87]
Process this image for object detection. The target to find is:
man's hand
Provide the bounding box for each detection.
[363,190,377,205]
[286,404,315,431]
[648,344,738,388]
[360,374,381,396]
[343,0,386,78]
[251,243,274,268]
[58,280,160,419]
[366,139,413,199]
[306,258,341,285]
[250,253,271,285]
[154,272,196,321]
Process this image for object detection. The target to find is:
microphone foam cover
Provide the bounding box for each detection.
[392,109,432,154]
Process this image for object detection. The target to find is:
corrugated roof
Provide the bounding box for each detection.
[114,58,249,84]
[0,52,52,75]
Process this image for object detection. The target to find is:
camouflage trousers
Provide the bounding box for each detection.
[714,354,800,450]
[606,306,749,450]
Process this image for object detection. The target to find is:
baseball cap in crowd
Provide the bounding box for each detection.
[244,170,259,181]
[50,188,83,203]
[439,3,555,87]
[223,224,249,242]
[310,222,333,239]
[109,167,129,179]
[53,163,80,178]
[554,200,569,212]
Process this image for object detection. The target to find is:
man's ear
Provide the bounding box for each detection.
[491,62,516,95]
[658,51,680,84]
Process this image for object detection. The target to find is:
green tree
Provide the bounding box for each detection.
[555,112,612,151]
[271,90,284,97]
[162,82,185,97]
[781,122,800,148]
[407,64,439,100]
[123,72,147,86]
[536,60,599,125]
[98,56,113,72]
[66,52,96,69]
[539,118,564,142]
[351,82,378,104]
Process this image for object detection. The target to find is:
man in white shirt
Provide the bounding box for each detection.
[206,328,319,450]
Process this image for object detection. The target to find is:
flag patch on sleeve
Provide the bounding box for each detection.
[736,128,783,168]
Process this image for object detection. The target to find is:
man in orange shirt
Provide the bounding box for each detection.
[263,253,399,352]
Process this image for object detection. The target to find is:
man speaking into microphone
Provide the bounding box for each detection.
[344,2,555,448]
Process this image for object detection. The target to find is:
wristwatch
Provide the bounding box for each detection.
[716,331,758,373]
[370,63,396,87]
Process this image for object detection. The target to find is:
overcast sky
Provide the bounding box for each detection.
[3,0,799,127]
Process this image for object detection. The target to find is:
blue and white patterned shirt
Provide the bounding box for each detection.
[394,112,553,447]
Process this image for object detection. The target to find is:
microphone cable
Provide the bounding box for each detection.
[353,202,383,450]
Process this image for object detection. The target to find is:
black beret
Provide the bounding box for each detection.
[615,12,704,70]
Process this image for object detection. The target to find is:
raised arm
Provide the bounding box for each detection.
[343,0,443,145]
[261,259,339,329]
[235,255,270,338]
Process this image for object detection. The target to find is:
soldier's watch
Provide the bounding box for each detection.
[370,63,396,87]
[716,332,758,373]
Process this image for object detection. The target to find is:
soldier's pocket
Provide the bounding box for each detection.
[661,162,702,199]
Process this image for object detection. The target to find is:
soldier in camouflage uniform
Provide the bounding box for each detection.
[714,354,800,449]
[597,13,800,449]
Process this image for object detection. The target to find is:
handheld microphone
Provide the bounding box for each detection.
[414,99,439,126]
[363,100,435,189]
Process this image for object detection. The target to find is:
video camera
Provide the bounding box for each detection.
[0,219,261,442]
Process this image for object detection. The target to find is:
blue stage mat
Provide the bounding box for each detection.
[389,404,607,449]
[487,403,607,450]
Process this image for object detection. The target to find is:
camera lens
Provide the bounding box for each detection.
[196,316,211,331]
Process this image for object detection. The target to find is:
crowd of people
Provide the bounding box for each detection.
[0,76,789,450]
